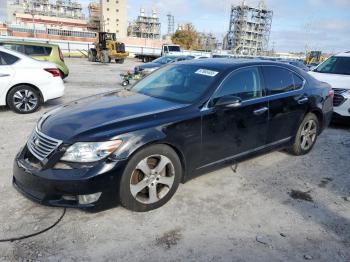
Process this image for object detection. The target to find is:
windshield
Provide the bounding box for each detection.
[132,65,221,103]
[315,56,350,75]
[168,46,181,52]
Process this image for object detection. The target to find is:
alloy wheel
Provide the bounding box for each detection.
[300,119,317,151]
[130,155,175,204]
[12,89,38,112]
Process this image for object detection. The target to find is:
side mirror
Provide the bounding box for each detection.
[214,95,242,108]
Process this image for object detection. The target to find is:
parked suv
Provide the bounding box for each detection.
[0,41,69,79]
[309,52,350,119]
[13,60,333,211]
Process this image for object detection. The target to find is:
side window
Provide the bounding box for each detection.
[0,51,19,65]
[293,73,304,89]
[262,67,295,95]
[215,67,262,100]
[24,45,48,56]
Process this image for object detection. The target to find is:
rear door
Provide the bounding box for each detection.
[261,66,308,143]
[0,51,17,102]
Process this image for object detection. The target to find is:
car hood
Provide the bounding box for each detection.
[308,71,350,90]
[39,90,186,142]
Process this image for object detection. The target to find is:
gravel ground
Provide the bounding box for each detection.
[0,58,349,262]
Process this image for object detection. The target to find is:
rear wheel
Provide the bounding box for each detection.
[289,113,319,155]
[119,144,182,212]
[121,80,129,86]
[7,85,41,114]
[115,58,125,64]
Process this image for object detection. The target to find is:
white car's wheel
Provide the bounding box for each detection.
[7,85,41,114]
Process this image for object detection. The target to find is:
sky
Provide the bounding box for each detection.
[1,0,349,53]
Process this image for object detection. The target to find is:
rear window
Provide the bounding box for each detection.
[0,51,20,65]
[315,56,350,75]
[24,45,52,56]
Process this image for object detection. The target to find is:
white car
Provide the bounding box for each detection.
[309,51,350,119]
[0,46,65,114]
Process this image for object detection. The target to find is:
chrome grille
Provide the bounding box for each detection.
[27,129,62,161]
[332,89,348,107]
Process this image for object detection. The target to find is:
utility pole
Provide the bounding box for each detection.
[31,1,36,38]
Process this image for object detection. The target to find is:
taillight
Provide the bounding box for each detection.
[44,68,60,77]
[58,47,64,62]
[328,89,334,99]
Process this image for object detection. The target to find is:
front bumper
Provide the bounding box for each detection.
[13,146,127,209]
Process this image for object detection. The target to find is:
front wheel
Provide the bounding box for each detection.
[119,144,182,212]
[289,113,319,155]
[7,85,41,114]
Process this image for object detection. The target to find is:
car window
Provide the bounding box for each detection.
[293,73,304,89]
[24,45,52,56]
[214,67,262,100]
[0,51,19,65]
[262,66,295,95]
[3,44,25,53]
[315,56,350,75]
[132,65,221,103]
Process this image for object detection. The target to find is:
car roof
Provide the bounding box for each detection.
[334,51,350,57]
[0,40,58,48]
[176,58,301,70]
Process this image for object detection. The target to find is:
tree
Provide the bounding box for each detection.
[171,23,199,50]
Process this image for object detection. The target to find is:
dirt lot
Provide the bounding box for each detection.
[0,58,349,262]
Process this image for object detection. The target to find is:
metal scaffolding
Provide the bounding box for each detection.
[167,13,174,35]
[224,1,273,55]
[88,2,100,31]
[127,8,161,39]
[18,0,85,19]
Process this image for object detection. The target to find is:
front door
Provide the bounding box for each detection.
[200,66,269,167]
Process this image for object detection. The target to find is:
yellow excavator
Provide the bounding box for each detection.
[304,51,326,66]
[88,32,129,64]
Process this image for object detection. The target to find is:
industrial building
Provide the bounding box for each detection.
[4,0,96,41]
[224,0,273,55]
[100,0,127,37]
[198,32,216,51]
[127,8,161,39]
[88,2,100,32]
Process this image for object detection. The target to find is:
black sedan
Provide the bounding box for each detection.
[13,59,333,212]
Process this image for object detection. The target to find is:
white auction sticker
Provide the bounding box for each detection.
[195,69,219,77]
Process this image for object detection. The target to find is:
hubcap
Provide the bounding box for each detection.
[300,120,317,151]
[130,155,175,204]
[13,89,38,112]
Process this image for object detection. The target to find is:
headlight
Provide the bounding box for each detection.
[61,140,122,163]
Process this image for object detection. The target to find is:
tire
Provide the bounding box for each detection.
[119,144,182,212]
[7,85,41,114]
[115,59,125,64]
[121,80,129,86]
[101,50,109,63]
[289,113,319,155]
[88,49,97,62]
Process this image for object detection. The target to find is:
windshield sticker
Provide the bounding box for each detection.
[195,69,219,77]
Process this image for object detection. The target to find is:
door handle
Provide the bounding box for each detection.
[297,97,309,104]
[0,74,10,77]
[253,107,268,116]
